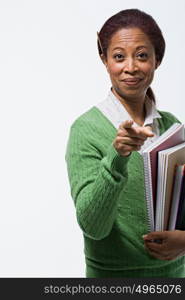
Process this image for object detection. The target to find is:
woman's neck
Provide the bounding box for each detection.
[112,88,146,126]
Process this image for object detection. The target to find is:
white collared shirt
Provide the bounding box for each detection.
[95,89,162,153]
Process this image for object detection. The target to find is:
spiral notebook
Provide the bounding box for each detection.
[175,165,185,230]
[155,141,185,230]
[141,123,185,232]
[168,164,185,230]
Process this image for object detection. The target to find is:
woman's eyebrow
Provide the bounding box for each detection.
[112,45,148,51]
[136,46,148,50]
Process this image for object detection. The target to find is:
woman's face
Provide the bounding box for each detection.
[103,27,158,101]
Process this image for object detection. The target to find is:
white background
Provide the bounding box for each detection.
[0,0,185,277]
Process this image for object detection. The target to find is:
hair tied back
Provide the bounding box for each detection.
[97,31,104,55]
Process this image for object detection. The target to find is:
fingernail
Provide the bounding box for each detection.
[142,235,147,239]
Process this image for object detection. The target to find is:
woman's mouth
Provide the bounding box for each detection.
[121,78,143,86]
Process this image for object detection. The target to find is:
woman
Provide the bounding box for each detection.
[65,9,185,277]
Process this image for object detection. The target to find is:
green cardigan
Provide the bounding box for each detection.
[65,106,185,278]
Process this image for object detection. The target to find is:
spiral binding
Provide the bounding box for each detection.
[142,152,154,232]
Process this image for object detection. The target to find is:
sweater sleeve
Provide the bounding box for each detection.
[65,119,131,240]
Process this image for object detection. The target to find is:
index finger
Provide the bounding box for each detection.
[137,126,155,138]
[120,124,154,139]
[143,231,168,241]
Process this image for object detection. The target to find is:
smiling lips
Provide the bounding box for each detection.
[122,78,143,86]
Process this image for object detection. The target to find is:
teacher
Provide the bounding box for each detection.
[65,9,185,277]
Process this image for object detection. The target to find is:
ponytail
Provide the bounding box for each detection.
[146,87,156,104]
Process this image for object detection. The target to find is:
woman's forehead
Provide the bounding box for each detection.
[109,27,153,50]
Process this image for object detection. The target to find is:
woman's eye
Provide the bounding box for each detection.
[137,52,148,60]
[114,54,124,61]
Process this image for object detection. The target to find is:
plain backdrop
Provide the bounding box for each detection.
[0,0,185,277]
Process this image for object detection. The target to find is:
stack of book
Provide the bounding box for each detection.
[142,123,185,232]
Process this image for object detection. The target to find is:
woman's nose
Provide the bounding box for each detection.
[123,58,138,73]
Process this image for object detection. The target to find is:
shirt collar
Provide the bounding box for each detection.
[108,89,161,127]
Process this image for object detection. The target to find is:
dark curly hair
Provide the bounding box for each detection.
[97,9,166,104]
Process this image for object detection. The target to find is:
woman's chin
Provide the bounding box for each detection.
[113,88,145,101]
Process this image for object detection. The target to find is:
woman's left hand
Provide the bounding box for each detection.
[143,230,185,260]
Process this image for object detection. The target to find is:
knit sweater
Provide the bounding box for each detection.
[65,106,185,278]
